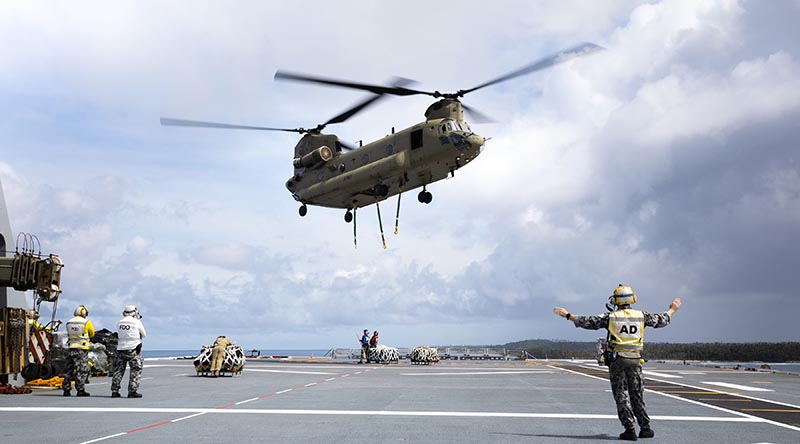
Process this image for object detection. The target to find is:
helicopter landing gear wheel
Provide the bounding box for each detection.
[375,183,389,197]
[344,209,353,223]
[299,204,308,217]
[418,189,432,204]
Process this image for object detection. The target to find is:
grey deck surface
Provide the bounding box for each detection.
[1,359,798,443]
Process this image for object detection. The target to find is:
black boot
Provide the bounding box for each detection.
[128,392,143,398]
[619,429,638,441]
[111,392,121,398]
[76,390,90,397]
[63,389,71,397]
[639,427,655,438]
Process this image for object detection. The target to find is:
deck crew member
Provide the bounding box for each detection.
[210,335,232,377]
[111,304,146,398]
[26,309,51,333]
[359,329,370,364]
[62,305,95,397]
[553,285,681,441]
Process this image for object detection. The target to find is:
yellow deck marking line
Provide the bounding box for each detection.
[697,398,752,402]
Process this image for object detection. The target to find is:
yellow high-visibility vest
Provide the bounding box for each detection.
[608,309,645,353]
[66,316,92,350]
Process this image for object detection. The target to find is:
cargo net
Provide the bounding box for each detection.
[368,344,399,363]
[193,345,245,376]
[410,346,439,364]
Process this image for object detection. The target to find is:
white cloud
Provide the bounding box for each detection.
[1,0,799,348]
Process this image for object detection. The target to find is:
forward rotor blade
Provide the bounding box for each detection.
[458,42,605,96]
[461,103,495,124]
[275,70,432,97]
[160,117,302,133]
[339,139,357,151]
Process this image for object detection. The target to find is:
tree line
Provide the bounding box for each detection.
[502,339,800,362]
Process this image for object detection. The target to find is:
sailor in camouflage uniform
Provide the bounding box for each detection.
[62,305,95,397]
[554,285,681,441]
[111,304,146,398]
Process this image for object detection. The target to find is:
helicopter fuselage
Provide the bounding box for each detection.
[285,99,485,210]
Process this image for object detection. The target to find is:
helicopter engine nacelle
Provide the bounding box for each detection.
[293,146,333,169]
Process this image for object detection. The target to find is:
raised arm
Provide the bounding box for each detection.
[553,307,608,330]
[668,298,681,316]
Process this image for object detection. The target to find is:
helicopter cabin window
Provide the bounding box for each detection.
[335,141,343,152]
[438,119,455,135]
[410,128,423,149]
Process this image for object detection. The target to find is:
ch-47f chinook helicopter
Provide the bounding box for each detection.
[161,43,602,248]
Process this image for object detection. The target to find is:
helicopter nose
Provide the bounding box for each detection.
[467,133,486,149]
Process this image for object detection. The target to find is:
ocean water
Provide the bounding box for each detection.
[143,349,331,359]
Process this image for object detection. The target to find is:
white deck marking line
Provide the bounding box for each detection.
[244,364,376,370]
[171,373,191,377]
[75,363,369,443]
[645,376,800,410]
[79,432,127,444]
[1,407,761,422]
[642,371,682,379]
[355,371,362,374]
[142,364,190,368]
[342,374,350,377]
[700,381,774,392]
[644,374,800,432]
[243,369,334,375]
[171,412,207,422]
[140,377,154,381]
[551,365,756,420]
[578,365,608,372]
[401,371,555,376]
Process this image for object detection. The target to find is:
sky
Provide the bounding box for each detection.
[1,0,798,350]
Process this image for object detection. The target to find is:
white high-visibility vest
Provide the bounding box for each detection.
[608,309,645,353]
[117,316,146,351]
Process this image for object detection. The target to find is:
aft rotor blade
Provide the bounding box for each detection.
[160,117,302,133]
[323,77,418,126]
[325,95,386,126]
[457,42,605,97]
[275,70,432,97]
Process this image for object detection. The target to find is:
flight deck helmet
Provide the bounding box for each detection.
[123,304,139,318]
[611,284,636,306]
[74,305,89,317]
